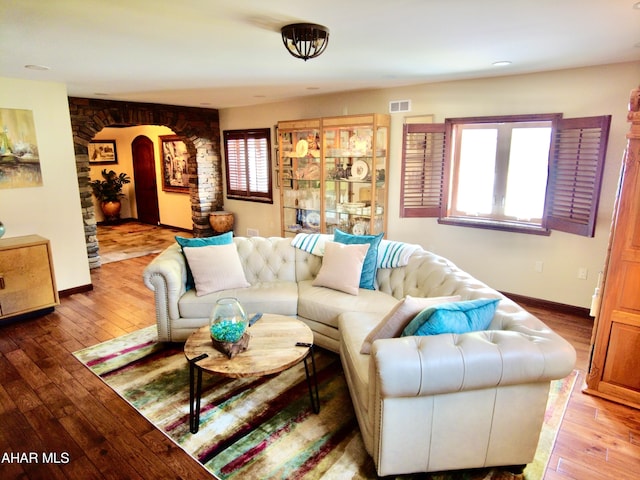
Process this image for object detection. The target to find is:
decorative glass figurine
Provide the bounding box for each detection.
[209,297,248,344]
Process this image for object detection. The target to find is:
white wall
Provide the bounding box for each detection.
[219,62,640,308]
[90,126,192,230]
[0,77,91,291]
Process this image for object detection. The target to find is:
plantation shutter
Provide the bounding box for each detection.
[223,128,273,203]
[545,116,611,237]
[400,123,446,217]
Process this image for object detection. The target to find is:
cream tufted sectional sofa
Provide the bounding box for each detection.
[143,236,576,476]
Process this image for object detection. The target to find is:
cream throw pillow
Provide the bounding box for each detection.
[183,243,250,296]
[312,241,370,296]
[360,294,462,354]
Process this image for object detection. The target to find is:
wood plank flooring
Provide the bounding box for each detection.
[96,221,190,264]
[1,224,639,479]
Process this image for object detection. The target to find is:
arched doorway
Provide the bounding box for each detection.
[68,97,224,268]
[132,135,160,225]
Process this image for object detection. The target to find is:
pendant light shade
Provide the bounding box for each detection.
[281,23,330,61]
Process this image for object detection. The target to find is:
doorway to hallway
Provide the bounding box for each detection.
[132,135,160,225]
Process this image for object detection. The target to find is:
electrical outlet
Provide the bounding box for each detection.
[247,228,259,237]
[535,261,544,273]
[578,267,588,280]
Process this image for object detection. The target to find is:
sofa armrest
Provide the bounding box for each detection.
[371,329,576,398]
[142,244,187,341]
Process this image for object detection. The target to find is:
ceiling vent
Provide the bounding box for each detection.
[389,100,411,113]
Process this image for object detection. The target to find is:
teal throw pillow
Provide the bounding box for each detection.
[175,231,233,249]
[176,232,234,289]
[334,229,383,290]
[401,298,500,337]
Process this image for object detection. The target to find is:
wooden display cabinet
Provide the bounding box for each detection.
[277,114,390,238]
[0,235,59,321]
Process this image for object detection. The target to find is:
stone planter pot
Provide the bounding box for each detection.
[209,211,234,234]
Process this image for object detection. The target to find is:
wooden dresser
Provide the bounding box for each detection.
[0,235,59,321]
[585,86,640,409]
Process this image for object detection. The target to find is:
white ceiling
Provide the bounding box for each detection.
[1,0,639,109]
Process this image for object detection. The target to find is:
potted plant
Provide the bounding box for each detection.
[90,169,131,222]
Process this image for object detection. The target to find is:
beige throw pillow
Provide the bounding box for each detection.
[183,243,250,296]
[312,241,370,296]
[360,294,462,354]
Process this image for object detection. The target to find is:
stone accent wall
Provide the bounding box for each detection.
[67,97,223,268]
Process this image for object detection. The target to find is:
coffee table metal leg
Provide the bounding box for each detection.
[189,353,208,434]
[303,345,320,413]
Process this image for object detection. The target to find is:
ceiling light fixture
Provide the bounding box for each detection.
[24,64,50,71]
[492,60,512,67]
[281,23,329,61]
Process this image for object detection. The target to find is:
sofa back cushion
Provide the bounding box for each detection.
[295,246,322,281]
[233,237,297,283]
[376,251,496,300]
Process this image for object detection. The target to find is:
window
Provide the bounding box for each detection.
[223,128,273,203]
[400,114,611,237]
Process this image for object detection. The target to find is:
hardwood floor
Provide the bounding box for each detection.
[0,225,638,479]
[518,302,640,479]
[96,221,190,264]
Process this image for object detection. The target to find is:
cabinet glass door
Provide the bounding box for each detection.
[279,127,321,236]
[323,124,387,235]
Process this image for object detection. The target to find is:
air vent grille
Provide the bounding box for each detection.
[389,100,411,113]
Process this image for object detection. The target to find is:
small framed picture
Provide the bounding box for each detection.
[89,140,118,164]
[160,135,189,193]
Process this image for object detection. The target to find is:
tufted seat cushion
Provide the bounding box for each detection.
[297,280,397,329]
[178,280,298,318]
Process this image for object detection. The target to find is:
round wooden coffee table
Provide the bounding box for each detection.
[184,313,319,433]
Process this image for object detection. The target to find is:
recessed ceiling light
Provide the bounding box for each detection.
[24,64,50,71]
[492,61,512,67]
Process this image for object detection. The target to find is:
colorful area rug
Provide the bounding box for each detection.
[73,326,577,480]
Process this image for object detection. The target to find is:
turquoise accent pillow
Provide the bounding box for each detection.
[401,298,500,336]
[334,229,383,290]
[175,231,233,249]
[176,232,234,289]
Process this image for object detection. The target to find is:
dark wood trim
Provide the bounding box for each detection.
[59,283,93,297]
[500,291,591,318]
[97,218,192,234]
[159,223,192,233]
[438,217,551,236]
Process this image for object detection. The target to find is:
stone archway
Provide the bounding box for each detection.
[68,97,223,268]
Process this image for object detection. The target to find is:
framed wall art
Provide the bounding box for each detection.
[160,135,189,193]
[0,107,43,189]
[89,140,118,164]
